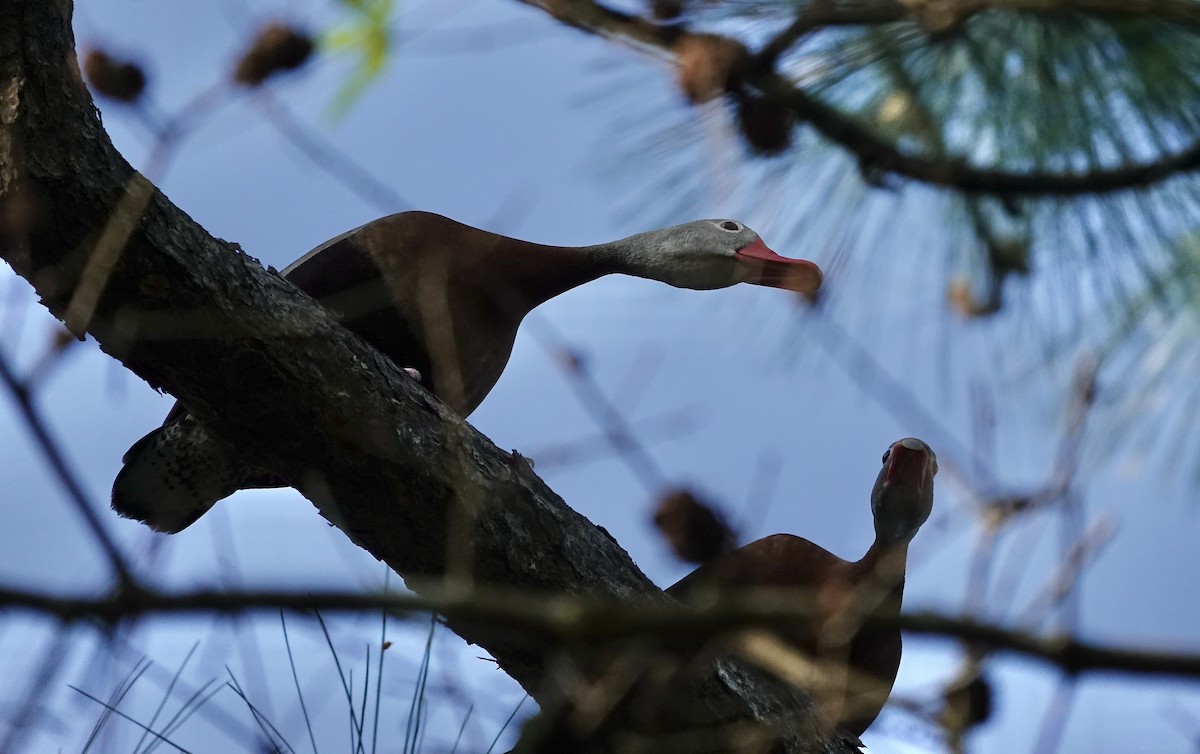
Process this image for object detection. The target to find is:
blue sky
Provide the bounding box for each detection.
[2,1,1199,752]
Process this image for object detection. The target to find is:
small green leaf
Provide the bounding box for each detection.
[322,0,399,119]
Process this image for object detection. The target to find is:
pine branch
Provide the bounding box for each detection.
[515,0,1200,196]
[757,0,1200,67]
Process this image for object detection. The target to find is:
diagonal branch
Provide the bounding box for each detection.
[0,351,135,585]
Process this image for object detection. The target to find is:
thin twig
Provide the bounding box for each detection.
[224,669,292,754]
[0,350,134,584]
[63,83,232,337]
[255,92,411,215]
[527,315,668,491]
[132,643,200,754]
[70,685,195,754]
[486,695,528,754]
[280,612,319,754]
[524,406,698,471]
[808,311,996,492]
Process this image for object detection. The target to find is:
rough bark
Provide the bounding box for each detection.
[0,2,852,751]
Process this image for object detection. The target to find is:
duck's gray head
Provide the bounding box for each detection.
[616,219,823,293]
[870,437,937,545]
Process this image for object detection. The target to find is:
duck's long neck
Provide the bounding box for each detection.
[581,227,683,282]
[856,540,910,614]
[488,228,673,311]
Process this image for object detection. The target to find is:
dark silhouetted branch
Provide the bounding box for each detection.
[2,585,1198,683]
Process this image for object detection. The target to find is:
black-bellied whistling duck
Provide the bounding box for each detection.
[112,211,822,533]
[667,437,936,737]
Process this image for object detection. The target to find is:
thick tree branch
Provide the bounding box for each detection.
[515,0,1200,197]
[3,585,1198,683]
[0,2,848,751]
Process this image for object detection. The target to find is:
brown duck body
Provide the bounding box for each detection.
[112,211,822,533]
[667,438,937,737]
[282,211,621,415]
[157,212,602,424]
[668,533,906,736]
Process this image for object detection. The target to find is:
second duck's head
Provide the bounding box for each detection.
[871,437,938,545]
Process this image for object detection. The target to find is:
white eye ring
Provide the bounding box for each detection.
[715,220,742,232]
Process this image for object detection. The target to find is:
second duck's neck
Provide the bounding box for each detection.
[856,540,911,609]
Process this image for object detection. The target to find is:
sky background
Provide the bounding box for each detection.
[2,1,1200,752]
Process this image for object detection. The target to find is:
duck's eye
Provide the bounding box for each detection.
[717,221,742,232]
[882,448,892,465]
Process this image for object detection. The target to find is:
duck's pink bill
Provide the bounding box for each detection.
[885,439,930,491]
[736,238,823,293]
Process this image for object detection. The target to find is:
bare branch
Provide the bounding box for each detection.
[253,91,412,215]
[2,585,1199,683]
